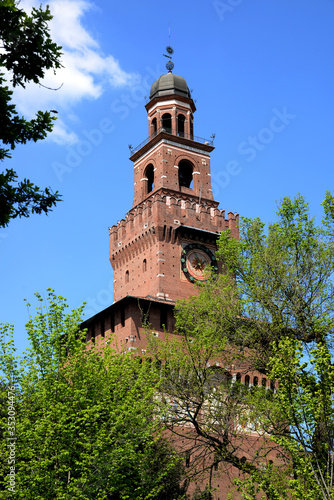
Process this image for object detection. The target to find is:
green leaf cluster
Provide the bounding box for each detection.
[0,291,186,499]
[0,0,62,227]
[217,193,334,368]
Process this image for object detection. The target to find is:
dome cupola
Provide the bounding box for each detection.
[149,72,191,100]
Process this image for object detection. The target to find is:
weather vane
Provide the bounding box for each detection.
[163,24,174,72]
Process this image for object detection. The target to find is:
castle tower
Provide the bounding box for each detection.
[109,66,239,304]
[83,53,238,354]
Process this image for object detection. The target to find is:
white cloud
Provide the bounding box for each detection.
[51,118,80,146]
[10,0,139,145]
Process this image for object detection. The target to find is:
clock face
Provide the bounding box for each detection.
[181,244,218,282]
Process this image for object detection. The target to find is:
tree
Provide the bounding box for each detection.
[148,284,290,500]
[217,193,334,370]
[261,336,334,500]
[0,291,187,499]
[0,1,62,227]
[149,193,334,499]
[217,193,334,498]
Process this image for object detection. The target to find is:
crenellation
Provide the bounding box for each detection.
[137,205,143,223]
[127,212,134,231]
[110,194,238,258]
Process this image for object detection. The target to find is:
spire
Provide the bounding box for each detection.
[163,24,174,73]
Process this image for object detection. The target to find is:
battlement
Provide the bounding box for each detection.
[109,189,239,257]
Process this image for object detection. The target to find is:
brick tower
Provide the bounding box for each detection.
[83,61,238,352]
[109,70,238,305]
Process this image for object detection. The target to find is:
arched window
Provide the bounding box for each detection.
[236,372,241,383]
[262,378,267,388]
[178,159,193,189]
[245,375,250,387]
[152,117,157,134]
[253,376,258,387]
[161,113,172,133]
[177,114,185,137]
[143,259,147,272]
[145,164,154,194]
[125,270,129,283]
[190,119,194,139]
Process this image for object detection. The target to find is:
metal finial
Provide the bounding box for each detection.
[163,23,174,73]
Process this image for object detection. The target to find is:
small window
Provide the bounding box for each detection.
[185,451,191,468]
[121,308,125,327]
[125,270,129,283]
[152,117,157,134]
[143,259,147,272]
[236,372,241,383]
[245,375,250,387]
[253,376,258,387]
[262,378,267,388]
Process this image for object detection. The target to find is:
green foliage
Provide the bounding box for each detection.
[0,0,62,227]
[268,338,334,499]
[174,274,242,343]
[0,168,61,227]
[0,291,186,499]
[217,194,334,499]
[217,194,334,370]
[190,485,212,499]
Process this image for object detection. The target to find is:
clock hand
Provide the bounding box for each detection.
[193,252,205,270]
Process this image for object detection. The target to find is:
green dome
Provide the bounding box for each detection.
[149,73,191,100]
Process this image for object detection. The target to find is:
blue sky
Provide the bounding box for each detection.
[1,0,334,355]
